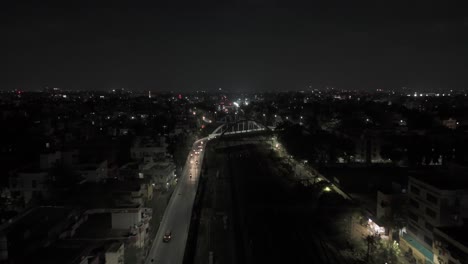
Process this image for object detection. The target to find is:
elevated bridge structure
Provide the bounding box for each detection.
[208,119,272,140]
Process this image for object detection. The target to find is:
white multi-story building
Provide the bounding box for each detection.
[353,132,383,163]
[9,170,49,204]
[401,174,468,264]
[104,242,124,264]
[140,160,175,190]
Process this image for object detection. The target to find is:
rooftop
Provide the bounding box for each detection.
[0,206,72,236]
[133,136,165,148]
[0,206,74,259]
[106,241,123,252]
[108,180,144,192]
[23,240,99,264]
[410,170,468,190]
[73,213,130,239]
[436,224,468,250]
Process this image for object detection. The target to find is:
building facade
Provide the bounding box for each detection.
[401,175,468,264]
[433,226,468,264]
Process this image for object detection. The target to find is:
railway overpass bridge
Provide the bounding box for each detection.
[208,119,274,140]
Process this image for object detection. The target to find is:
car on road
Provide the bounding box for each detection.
[163,231,172,242]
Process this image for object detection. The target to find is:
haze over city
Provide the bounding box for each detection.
[2,1,468,92]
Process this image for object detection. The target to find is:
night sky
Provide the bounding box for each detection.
[2,1,468,92]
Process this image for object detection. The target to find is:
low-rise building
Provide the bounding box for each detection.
[119,162,141,180]
[21,240,122,264]
[39,149,79,170]
[81,206,152,249]
[104,242,124,264]
[0,206,78,263]
[130,136,167,161]
[140,159,175,190]
[110,179,152,207]
[77,160,108,182]
[9,169,49,205]
[111,207,143,229]
[442,118,458,130]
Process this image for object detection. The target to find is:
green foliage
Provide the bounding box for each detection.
[372,240,401,264]
[277,123,354,164]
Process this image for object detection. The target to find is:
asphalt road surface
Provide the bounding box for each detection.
[145,139,207,264]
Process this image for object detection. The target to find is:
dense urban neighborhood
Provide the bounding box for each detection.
[0,88,467,264]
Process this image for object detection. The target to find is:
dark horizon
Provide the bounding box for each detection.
[2,1,468,92]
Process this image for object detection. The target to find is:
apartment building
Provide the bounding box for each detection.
[401,173,468,264]
[433,225,468,264]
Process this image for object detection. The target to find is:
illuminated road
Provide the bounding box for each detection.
[145,139,207,264]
